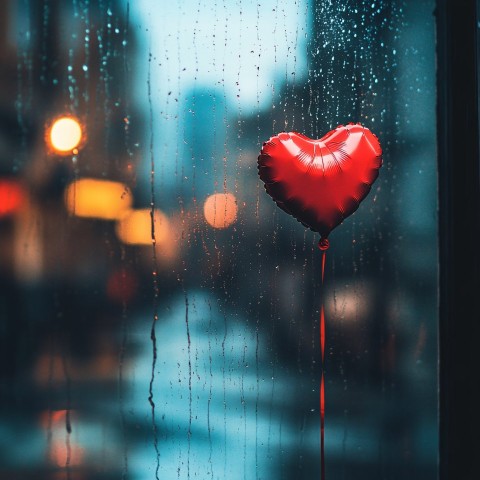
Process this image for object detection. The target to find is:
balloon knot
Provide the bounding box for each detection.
[318,238,330,251]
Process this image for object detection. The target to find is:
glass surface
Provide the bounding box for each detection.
[0,0,438,479]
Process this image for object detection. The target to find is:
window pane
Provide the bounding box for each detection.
[0,1,438,479]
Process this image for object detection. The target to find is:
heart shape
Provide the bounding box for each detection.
[258,123,382,247]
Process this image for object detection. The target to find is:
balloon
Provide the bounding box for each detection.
[257,123,382,248]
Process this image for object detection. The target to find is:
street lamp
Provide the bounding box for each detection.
[47,115,84,154]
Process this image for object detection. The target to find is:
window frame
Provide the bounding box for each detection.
[437,1,480,478]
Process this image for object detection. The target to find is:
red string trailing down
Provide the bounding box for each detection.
[318,239,328,480]
[320,372,326,480]
[320,305,326,361]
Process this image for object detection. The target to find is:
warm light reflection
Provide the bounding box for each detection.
[50,440,84,467]
[326,283,372,323]
[13,198,43,282]
[203,192,238,229]
[116,208,179,262]
[0,180,25,216]
[48,116,83,153]
[116,208,169,245]
[64,178,132,220]
[35,350,119,383]
[40,410,84,467]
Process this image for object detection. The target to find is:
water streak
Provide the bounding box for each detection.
[147,41,161,480]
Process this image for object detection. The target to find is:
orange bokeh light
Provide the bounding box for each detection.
[115,208,171,245]
[64,178,133,220]
[47,116,84,154]
[203,192,238,229]
[116,208,179,262]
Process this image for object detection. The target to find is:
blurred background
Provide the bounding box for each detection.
[0,0,438,479]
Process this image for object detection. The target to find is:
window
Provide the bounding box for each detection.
[1,1,464,479]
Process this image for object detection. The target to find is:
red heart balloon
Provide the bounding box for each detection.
[258,123,382,249]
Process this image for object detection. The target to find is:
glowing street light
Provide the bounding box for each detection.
[47,116,84,154]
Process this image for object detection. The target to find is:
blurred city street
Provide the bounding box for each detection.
[0,1,438,479]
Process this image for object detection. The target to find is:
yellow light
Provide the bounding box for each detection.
[204,192,238,229]
[64,178,132,220]
[116,208,170,245]
[48,116,83,153]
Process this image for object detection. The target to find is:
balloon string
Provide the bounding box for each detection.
[320,369,325,480]
[320,249,327,480]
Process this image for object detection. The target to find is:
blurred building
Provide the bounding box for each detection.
[0,1,144,478]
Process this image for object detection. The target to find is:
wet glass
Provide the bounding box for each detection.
[0,1,438,479]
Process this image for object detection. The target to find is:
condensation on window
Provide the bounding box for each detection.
[0,1,437,479]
